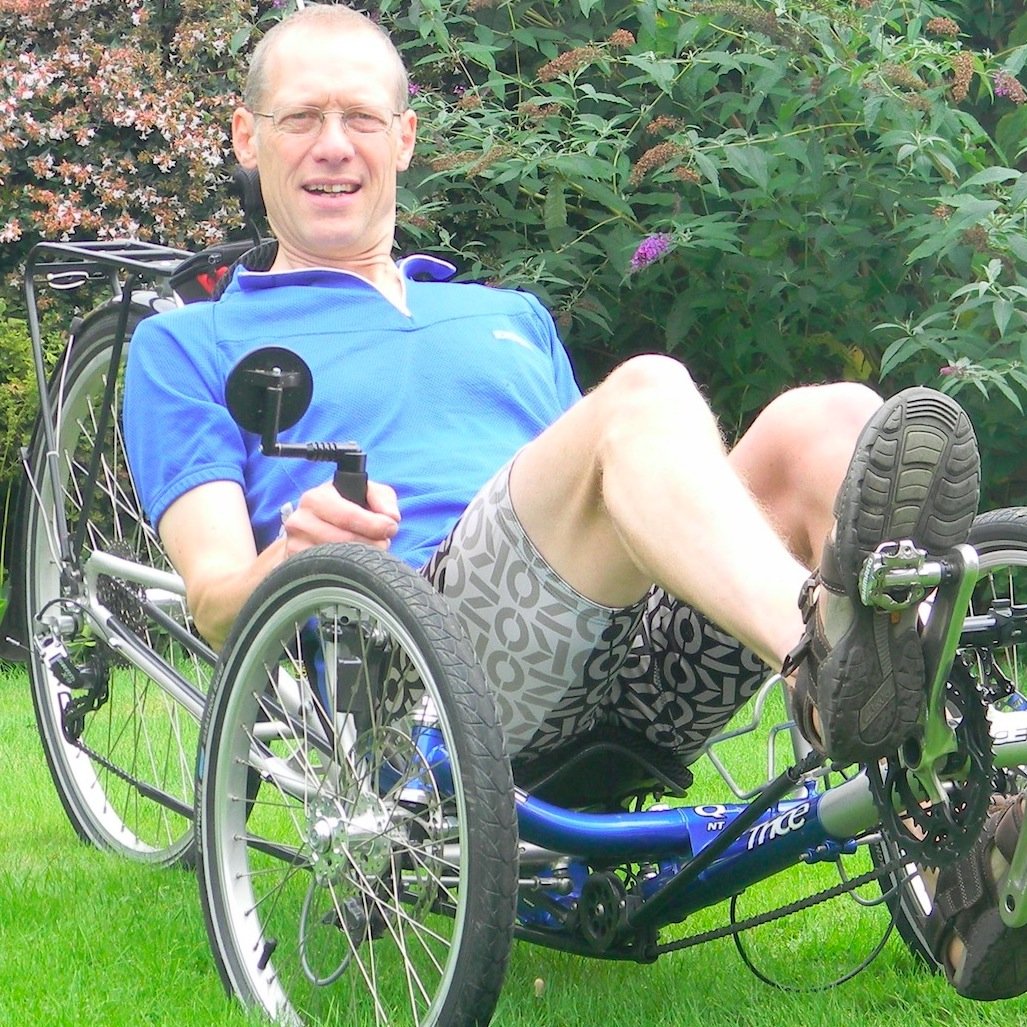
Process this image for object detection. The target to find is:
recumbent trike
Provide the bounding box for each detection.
[15,176,1027,1026]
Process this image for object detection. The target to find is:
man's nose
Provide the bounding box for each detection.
[311,113,357,154]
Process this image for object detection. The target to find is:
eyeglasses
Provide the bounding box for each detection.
[251,105,401,136]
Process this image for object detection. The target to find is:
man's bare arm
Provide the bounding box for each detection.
[159,479,401,650]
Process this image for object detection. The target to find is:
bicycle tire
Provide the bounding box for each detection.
[196,542,518,1027]
[872,507,1027,971]
[22,301,212,864]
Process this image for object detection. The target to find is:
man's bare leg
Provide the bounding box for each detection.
[727,382,881,569]
[507,355,874,670]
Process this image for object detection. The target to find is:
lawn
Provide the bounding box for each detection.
[1,663,1025,1027]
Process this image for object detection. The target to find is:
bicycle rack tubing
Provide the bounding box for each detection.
[24,240,191,573]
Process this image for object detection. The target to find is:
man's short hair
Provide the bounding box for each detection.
[243,3,409,112]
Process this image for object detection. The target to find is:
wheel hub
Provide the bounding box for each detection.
[307,795,394,886]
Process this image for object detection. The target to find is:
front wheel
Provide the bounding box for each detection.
[873,507,1027,971]
[196,543,518,1027]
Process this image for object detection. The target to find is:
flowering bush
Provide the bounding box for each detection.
[376,0,1027,497]
[2,0,1027,501]
[0,0,250,256]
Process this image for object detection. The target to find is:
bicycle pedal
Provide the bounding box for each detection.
[858,540,931,612]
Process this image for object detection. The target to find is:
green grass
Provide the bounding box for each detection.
[2,664,1027,1027]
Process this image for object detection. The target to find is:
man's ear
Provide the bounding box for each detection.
[395,108,417,173]
[232,107,259,169]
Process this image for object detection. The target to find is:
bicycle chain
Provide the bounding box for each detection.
[652,854,906,956]
[61,691,154,795]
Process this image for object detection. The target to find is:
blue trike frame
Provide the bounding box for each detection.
[18,237,1027,1013]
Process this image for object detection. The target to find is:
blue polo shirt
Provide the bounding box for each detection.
[124,257,581,568]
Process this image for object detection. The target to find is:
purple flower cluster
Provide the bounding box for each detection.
[629,233,672,272]
[994,71,1027,104]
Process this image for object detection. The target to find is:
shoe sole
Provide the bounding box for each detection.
[940,794,1027,1001]
[955,906,1027,1000]
[834,387,980,583]
[817,388,980,762]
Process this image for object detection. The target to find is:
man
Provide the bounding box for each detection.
[123,2,1023,1000]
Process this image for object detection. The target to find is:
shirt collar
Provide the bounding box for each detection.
[233,255,457,315]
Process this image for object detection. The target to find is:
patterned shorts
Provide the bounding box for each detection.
[421,462,769,764]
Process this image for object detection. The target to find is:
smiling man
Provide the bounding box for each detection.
[123,5,1023,999]
[233,12,416,295]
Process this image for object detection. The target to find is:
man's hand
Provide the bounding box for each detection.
[281,479,400,555]
[159,478,400,650]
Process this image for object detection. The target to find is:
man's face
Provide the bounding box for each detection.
[232,26,416,270]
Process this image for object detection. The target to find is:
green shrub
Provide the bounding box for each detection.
[2,0,1027,502]
[376,1,1027,490]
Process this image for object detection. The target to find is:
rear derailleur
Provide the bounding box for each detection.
[33,628,111,743]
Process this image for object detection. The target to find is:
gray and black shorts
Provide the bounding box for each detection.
[421,462,769,765]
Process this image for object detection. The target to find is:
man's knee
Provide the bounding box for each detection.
[757,382,880,452]
[596,354,719,443]
[603,353,700,397]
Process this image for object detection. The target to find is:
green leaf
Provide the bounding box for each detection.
[723,144,769,192]
[692,152,720,193]
[1010,172,1027,210]
[543,182,567,233]
[229,25,252,55]
[961,167,1021,190]
[946,198,1000,230]
[1005,45,1027,78]
[993,298,1015,337]
[862,92,886,130]
[664,290,696,353]
[1009,235,1027,263]
[550,154,614,182]
[621,54,678,94]
[461,41,499,72]
[907,199,998,263]
[993,375,1024,413]
[573,177,634,217]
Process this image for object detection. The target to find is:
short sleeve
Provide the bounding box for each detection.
[124,307,247,529]
[518,291,581,411]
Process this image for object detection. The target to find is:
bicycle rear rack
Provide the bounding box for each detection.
[23,239,191,581]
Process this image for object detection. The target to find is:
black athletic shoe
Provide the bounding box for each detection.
[790,387,980,765]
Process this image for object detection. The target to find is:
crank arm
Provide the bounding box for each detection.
[860,542,980,782]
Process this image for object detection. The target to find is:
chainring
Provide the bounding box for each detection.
[866,656,993,870]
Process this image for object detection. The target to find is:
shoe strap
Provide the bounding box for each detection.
[781,572,819,677]
[817,535,848,595]
[930,794,1025,948]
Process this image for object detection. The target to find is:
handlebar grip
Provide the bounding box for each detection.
[333,449,368,509]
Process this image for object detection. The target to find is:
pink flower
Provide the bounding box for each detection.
[994,71,1027,104]
[629,233,672,272]
[0,218,22,243]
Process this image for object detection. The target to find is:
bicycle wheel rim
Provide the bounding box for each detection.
[199,547,516,1027]
[24,306,208,862]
